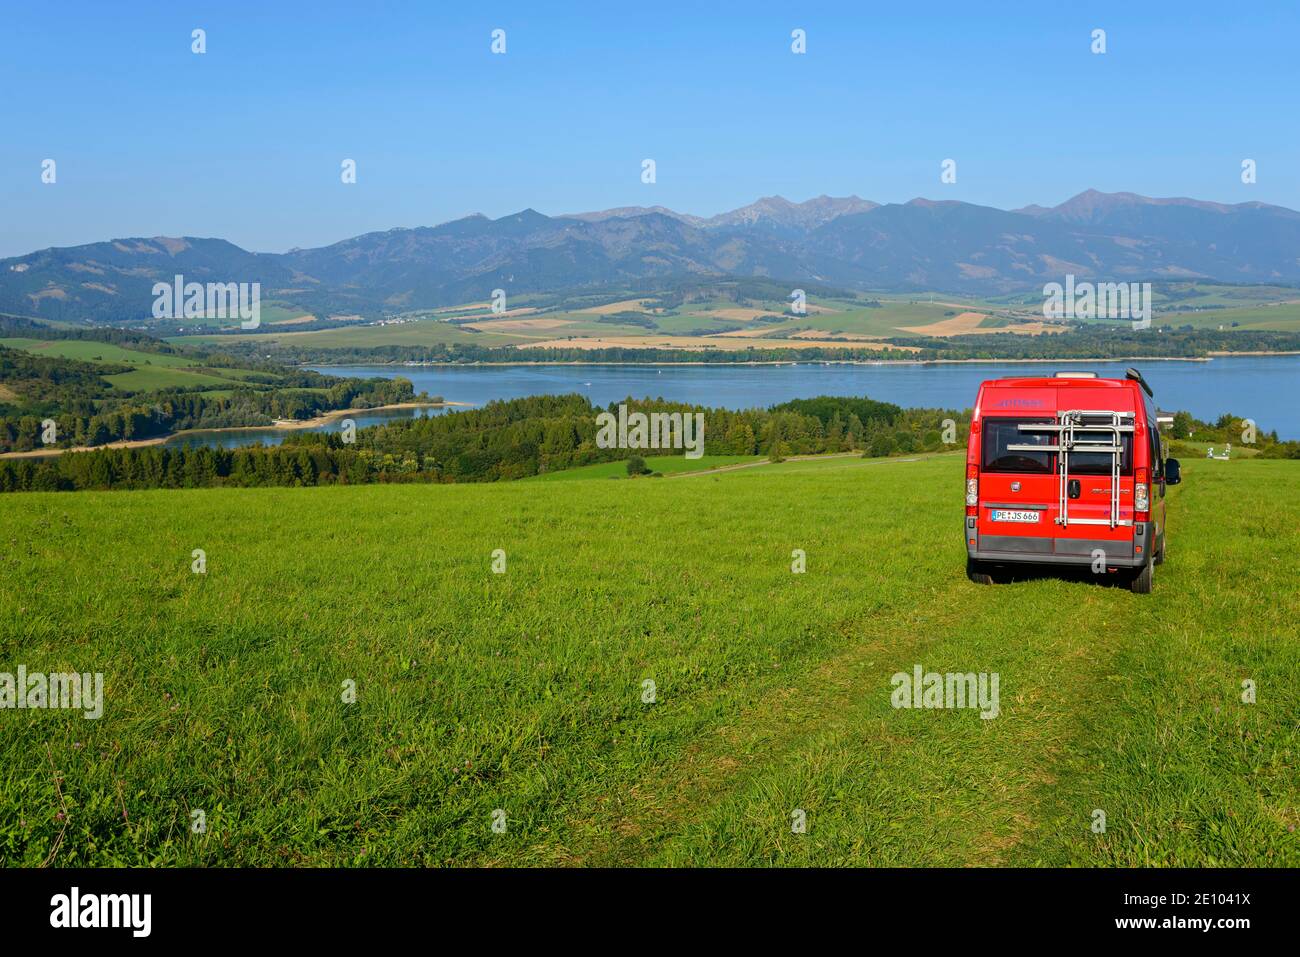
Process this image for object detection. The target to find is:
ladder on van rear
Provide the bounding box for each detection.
[1008,411,1135,528]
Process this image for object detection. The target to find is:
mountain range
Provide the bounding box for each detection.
[4,190,1300,325]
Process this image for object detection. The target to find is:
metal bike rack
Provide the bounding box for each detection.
[1007,411,1134,528]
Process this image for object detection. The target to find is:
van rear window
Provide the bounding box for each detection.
[981,419,1136,475]
[1068,431,1133,475]
[982,417,1054,474]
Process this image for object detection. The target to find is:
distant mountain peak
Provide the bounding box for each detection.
[705,194,879,230]
[498,208,548,222]
[559,205,703,226]
[1025,189,1296,222]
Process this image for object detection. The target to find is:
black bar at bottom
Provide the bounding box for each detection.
[0,867,1284,943]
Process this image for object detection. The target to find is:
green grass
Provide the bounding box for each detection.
[649,313,748,334]
[528,454,759,480]
[171,318,529,350]
[1,453,1296,866]
[258,305,316,325]
[0,336,272,393]
[101,367,253,392]
[728,301,985,340]
[0,338,195,368]
[1161,303,1300,332]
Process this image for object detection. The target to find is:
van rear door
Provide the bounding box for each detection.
[975,386,1059,544]
[976,413,1059,542]
[1054,388,1138,548]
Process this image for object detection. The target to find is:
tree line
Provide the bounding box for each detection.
[0,394,970,493]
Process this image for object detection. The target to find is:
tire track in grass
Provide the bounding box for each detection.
[570,568,1136,866]
[1009,460,1300,866]
[613,461,1297,866]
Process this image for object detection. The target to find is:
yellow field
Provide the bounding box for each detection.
[899,312,1066,336]
[517,334,919,352]
[577,298,657,314]
[463,317,575,332]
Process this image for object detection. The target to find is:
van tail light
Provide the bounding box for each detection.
[965,464,979,516]
[1135,466,1150,519]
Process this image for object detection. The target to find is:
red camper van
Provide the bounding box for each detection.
[964,369,1181,593]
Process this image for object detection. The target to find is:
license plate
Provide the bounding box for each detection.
[990,509,1041,523]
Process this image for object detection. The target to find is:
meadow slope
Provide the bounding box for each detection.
[0,453,1297,866]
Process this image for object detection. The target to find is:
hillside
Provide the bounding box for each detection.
[6,191,1300,326]
[0,321,421,454]
[1,452,1296,865]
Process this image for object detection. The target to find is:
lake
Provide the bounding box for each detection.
[164,355,1300,448]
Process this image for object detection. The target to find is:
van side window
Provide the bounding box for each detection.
[982,418,1054,474]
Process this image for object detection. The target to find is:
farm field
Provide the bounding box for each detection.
[1161,302,1300,333]
[168,293,1064,355]
[173,317,531,350]
[0,336,269,394]
[0,337,197,368]
[1,452,1296,866]
[0,335,328,399]
[157,281,1300,357]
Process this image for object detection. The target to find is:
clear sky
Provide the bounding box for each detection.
[2,0,1297,257]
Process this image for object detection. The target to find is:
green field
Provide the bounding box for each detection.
[172,317,530,350]
[0,338,195,368]
[1,336,290,395]
[1,453,1297,866]
[1161,303,1300,332]
[527,454,760,480]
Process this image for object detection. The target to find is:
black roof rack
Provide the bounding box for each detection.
[1125,367,1154,398]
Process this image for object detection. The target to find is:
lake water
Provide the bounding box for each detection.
[163,356,1300,448]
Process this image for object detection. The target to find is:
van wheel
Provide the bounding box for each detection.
[967,557,994,586]
[1154,536,1166,565]
[1129,559,1154,594]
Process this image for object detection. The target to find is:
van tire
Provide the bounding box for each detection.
[967,557,994,586]
[1129,558,1154,594]
[1154,535,1166,565]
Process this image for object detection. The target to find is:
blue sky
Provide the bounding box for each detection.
[1,0,1297,257]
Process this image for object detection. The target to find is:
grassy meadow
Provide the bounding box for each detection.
[1,452,1297,866]
[0,335,267,394]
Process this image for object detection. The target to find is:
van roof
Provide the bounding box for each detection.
[975,375,1148,418]
[981,376,1136,390]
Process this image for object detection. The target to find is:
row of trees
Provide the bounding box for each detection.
[0,393,970,492]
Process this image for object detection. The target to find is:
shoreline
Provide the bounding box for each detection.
[0,401,461,460]
[268,400,470,430]
[306,355,1222,368]
[1206,350,1300,357]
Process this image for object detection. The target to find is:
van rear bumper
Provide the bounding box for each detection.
[964,517,1155,568]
